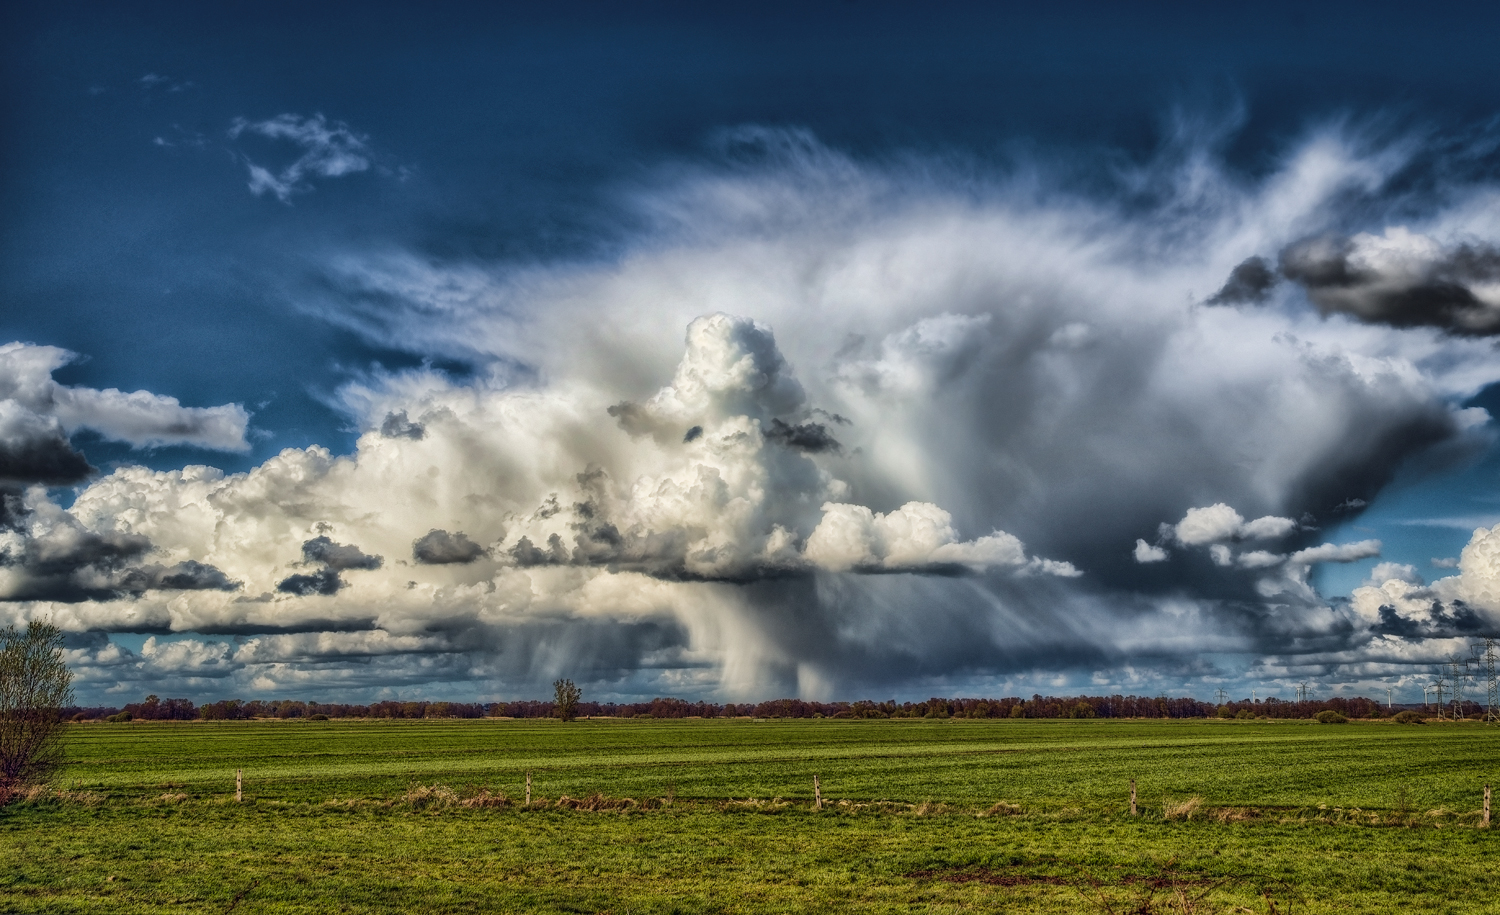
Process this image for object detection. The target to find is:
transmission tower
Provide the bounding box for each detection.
[1452,657,1479,720]
[1432,676,1447,720]
[1479,638,1499,724]
[1295,681,1311,703]
[1215,688,1228,705]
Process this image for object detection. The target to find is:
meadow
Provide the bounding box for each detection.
[2,717,1497,913]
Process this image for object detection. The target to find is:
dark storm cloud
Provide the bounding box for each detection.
[117,560,242,594]
[4,529,152,580]
[763,418,842,453]
[301,536,383,571]
[412,529,487,565]
[1278,235,1500,335]
[379,410,425,440]
[0,423,94,485]
[509,534,570,567]
[1370,598,1485,638]
[276,568,345,596]
[1206,256,1278,305]
[0,519,237,603]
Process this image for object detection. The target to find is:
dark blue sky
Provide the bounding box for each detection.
[8,2,1500,473]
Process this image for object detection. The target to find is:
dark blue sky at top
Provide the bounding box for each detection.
[3,1,1499,563]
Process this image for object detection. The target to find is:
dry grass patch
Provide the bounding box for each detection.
[554,792,638,811]
[1162,796,1203,821]
[718,797,791,812]
[400,783,461,809]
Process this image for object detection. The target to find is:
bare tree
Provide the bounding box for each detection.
[553,679,582,722]
[0,620,74,800]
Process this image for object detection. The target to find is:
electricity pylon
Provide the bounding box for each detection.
[1431,676,1448,720]
[1449,658,1468,720]
[1479,638,1500,724]
[1215,688,1228,705]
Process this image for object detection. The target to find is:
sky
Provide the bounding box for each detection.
[3,2,1500,707]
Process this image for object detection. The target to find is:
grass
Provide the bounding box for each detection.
[2,717,1497,913]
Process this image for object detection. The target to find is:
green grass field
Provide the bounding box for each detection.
[3,717,1497,913]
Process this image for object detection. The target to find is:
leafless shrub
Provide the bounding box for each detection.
[0,621,75,802]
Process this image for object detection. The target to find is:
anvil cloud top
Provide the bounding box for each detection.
[4,2,1500,705]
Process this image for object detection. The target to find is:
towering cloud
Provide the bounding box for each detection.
[6,124,1500,701]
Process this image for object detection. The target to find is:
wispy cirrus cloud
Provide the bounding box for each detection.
[228,113,373,203]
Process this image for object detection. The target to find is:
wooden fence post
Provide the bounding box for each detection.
[1485,785,1491,828]
[814,775,822,810]
[526,771,532,806]
[236,769,242,803]
[1130,779,1137,816]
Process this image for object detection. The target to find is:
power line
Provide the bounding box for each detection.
[1450,658,1467,720]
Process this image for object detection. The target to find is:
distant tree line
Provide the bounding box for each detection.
[62,692,1436,722]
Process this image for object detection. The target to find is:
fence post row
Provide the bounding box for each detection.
[1130,779,1137,816]
[1485,785,1491,829]
[236,769,242,803]
[814,774,822,810]
[526,771,532,806]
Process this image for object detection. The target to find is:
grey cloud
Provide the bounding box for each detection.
[301,536,383,571]
[606,401,664,440]
[412,529,487,565]
[1370,598,1484,639]
[509,534,570,567]
[380,410,425,440]
[764,418,842,453]
[1279,232,1500,335]
[117,560,242,594]
[1207,256,1278,305]
[0,488,244,603]
[0,407,94,485]
[276,568,344,596]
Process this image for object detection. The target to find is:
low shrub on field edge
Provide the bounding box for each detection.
[1393,710,1425,724]
[1315,710,1349,724]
